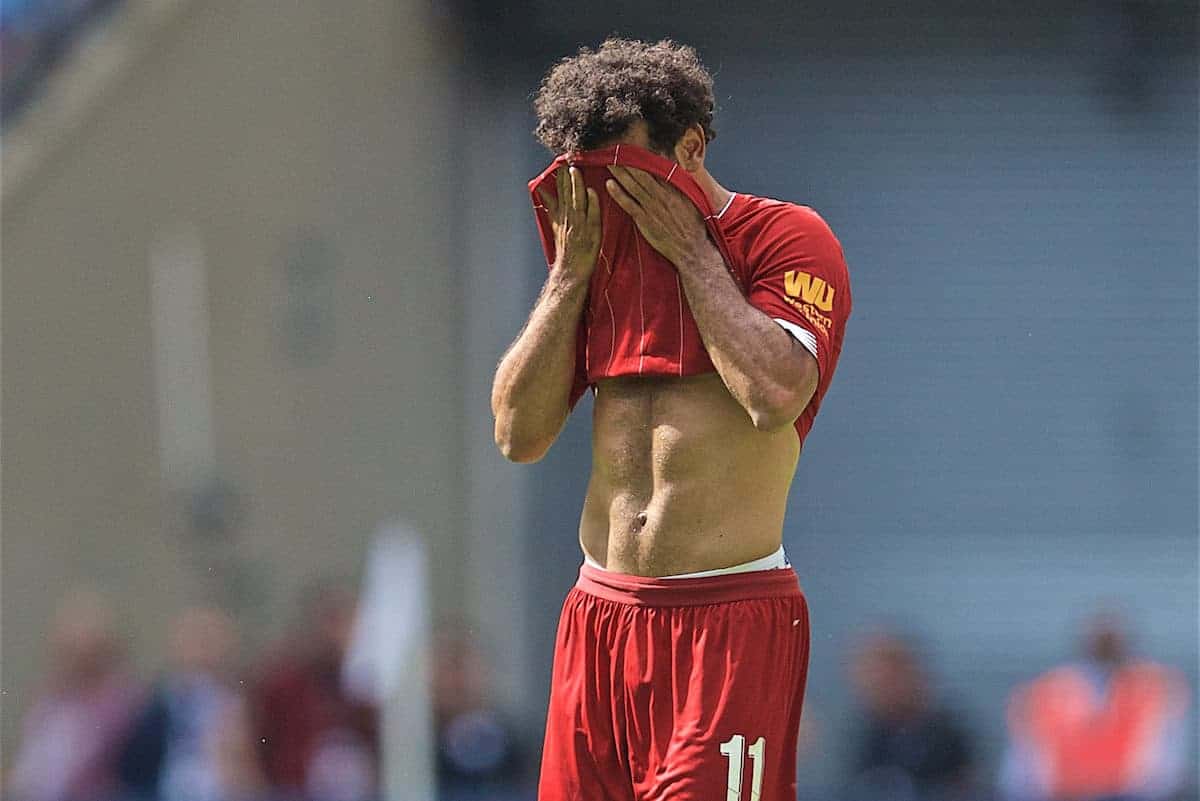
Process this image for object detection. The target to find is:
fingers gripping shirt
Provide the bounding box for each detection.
[528,144,851,445]
[529,145,739,390]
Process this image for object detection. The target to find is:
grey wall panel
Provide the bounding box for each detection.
[1,0,462,754]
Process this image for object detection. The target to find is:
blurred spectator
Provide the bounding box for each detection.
[7,588,140,801]
[117,606,268,801]
[210,698,273,801]
[432,628,525,801]
[844,631,976,801]
[1000,612,1190,801]
[250,580,378,801]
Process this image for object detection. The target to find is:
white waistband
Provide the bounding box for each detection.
[583,545,789,579]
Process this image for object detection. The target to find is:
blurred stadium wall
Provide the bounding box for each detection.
[2,0,1197,793]
[2,0,464,753]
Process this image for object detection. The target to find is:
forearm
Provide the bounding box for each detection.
[678,245,815,430]
[491,271,588,461]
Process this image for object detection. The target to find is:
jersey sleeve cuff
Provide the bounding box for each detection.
[773,318,819,360]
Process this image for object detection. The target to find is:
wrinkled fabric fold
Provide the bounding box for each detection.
[529,145,741,384]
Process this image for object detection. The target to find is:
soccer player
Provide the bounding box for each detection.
[491,38,851,801]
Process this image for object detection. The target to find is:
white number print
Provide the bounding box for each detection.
[719,733,766,800]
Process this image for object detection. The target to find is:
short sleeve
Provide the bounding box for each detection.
[532,171,591,412]
[744,206,851,380]
[531,176,559,268]
[568,317,589,410]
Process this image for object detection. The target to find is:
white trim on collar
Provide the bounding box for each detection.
[714,192,737,219]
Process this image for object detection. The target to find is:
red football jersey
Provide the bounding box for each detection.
[529,144,850,445]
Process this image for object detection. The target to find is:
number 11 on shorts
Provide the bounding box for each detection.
[719,733,765,800]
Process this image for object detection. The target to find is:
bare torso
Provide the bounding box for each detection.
[580,372,801,576]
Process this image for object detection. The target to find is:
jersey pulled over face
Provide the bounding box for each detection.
[528,143,852,446]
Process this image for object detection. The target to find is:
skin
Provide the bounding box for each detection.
[491,120,819,576]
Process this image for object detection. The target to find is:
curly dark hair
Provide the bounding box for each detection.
[533,38,717,155]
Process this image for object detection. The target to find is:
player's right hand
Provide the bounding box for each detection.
[537,165,601,283]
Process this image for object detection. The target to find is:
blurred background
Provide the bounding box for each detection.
[2,1,1197,800]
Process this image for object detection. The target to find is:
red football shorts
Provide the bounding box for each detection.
[538,564,811,801]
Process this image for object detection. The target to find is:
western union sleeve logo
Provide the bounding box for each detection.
[784,271,835,312]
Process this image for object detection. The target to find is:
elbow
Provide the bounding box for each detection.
[748,378,817,433]
[496,435,551,463]
[748,403,797,433]
[493,416,553,463]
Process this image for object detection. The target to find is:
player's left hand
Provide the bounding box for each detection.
[605,165,717,270]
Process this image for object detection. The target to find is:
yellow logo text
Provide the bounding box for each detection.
[783,271,835,312]
[785,297,832,333]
